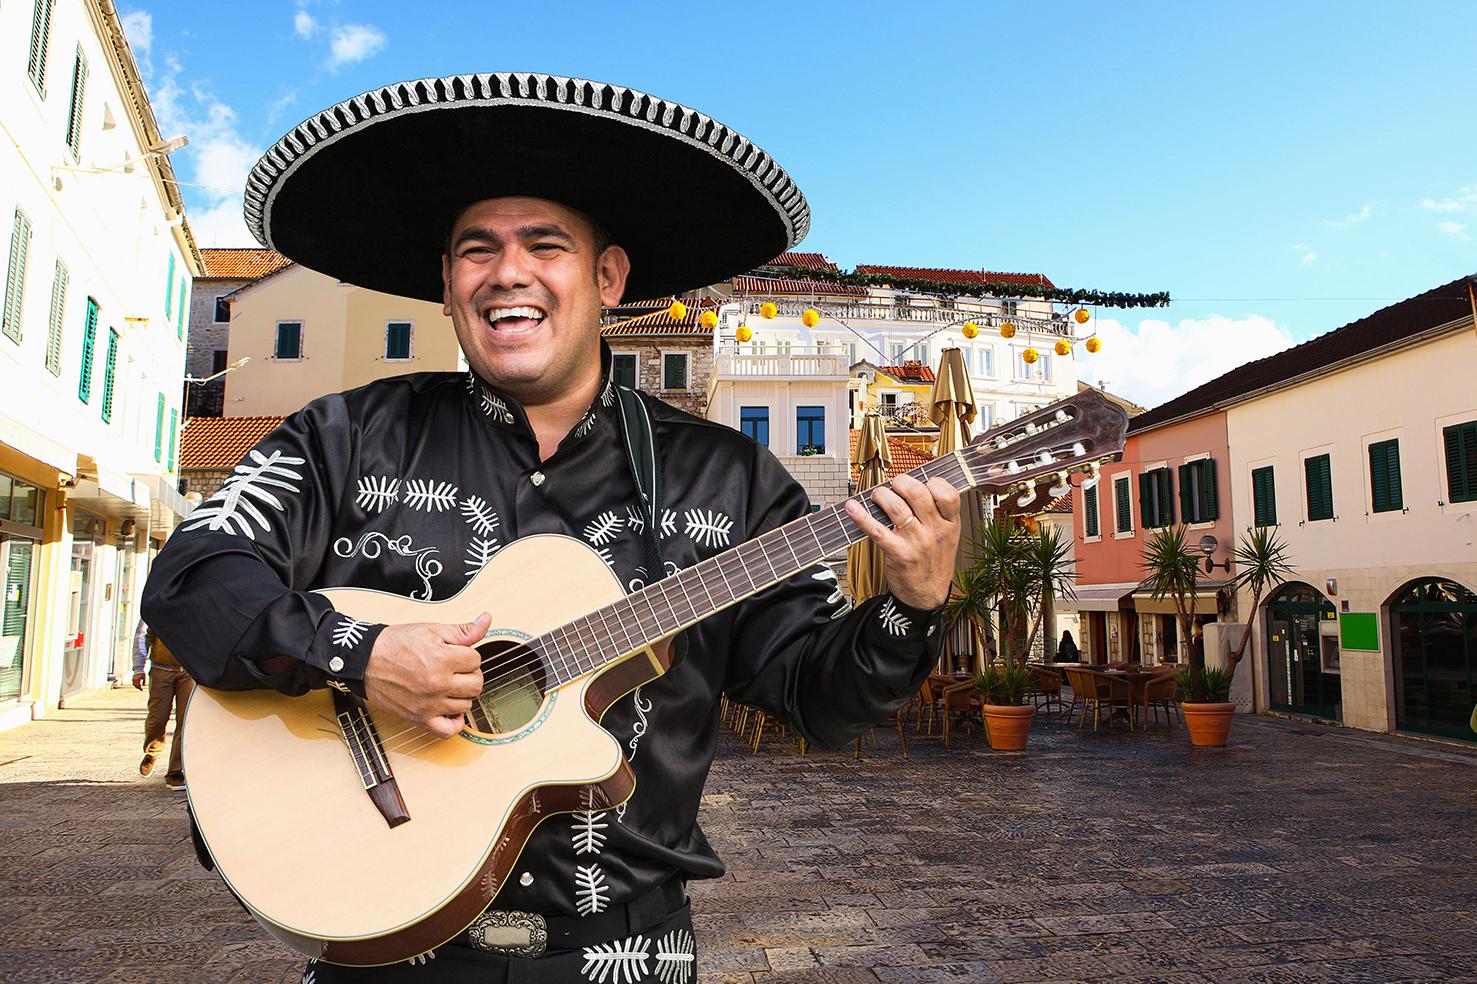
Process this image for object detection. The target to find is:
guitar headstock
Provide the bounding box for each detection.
[956,389,1128,504]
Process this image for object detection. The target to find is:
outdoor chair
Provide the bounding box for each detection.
[1142,674,1182,729]
[1025,665,1065,715]
[1065,668,1131,731]
[915,674,957,736]
[854,702,909,759]
[937,680,982,746]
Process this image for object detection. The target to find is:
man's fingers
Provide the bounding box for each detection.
[888,475,942,525]
[445,612,492,646]
[445,643,482,675]
[927,477,962,522]
[449,671,485,700]
[425,713,464,738]
[869,485,916,529]
[845,497,897,547]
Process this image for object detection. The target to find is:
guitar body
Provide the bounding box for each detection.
[184,535,670,966]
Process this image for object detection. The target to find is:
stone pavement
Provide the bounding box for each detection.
[2,686,1476,983]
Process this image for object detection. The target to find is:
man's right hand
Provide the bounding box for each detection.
[363,612,492,738]
[131,671,146,690]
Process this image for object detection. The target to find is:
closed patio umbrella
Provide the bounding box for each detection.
[845,413,890,605]
[931,347,991,673]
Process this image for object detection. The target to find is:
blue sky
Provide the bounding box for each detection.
[121,1,1476,407]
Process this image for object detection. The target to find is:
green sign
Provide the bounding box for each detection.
[1339,613,1380,652]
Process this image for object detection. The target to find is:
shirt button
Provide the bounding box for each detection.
[328,656,345,672]
[530,471,546,487]
[519,872,534,887]
[927,625,936,638]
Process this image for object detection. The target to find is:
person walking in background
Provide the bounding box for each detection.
[1056,630,1080,662]
[131,620,193,790]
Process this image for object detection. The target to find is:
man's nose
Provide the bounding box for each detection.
[484,246,533,292]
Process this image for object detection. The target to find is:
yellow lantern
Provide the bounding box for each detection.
[699,310,718,330]
[1073,308,1091,325]
[759,301,778,320]
[667,300,687,320]
[999,321,1016,339]
[735,324,752,343]
[1085,336,1101,354]
[801,308,820,328]
[1022,347,1039,365]
[961,321,979,339]
[1054,338,1071,357]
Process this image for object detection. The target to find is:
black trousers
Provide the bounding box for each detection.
[303,904,696,983]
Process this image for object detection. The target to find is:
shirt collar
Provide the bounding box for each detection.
[464,341,618,448]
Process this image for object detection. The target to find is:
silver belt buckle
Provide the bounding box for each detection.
[464,909,549,958]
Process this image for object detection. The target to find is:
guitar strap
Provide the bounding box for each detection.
[614,385,666,582]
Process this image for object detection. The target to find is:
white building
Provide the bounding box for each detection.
[0,0,198,728]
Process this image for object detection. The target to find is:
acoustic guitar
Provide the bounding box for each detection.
[182,389,1127,965]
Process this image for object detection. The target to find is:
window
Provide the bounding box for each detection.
[45,258,66,375]
[168,408,178,470]
[3,207,33,343]
[274,321,303,359]
[890,342,906,363]
[214,296,230,323]
[796,406,825,454]
[176,277,187,338]
[1139,467,1174,528]
[978,402,994,429]
[1083,483,1100,538]
[154,393,164,461]
[1177,458,1218,523]
[1443,420,1477,504]
[612,352,637,389]
[27,0,55,94]
[101,328,118,423]
[739,406,769,446]
[211,349,229,374]
[1368,439,1403,514]
[1015,348,1045,381]
[662,352,688,390]
[64,47,87,158]
[77,297,98,403]
[1000,300,1019,317]
[1252,465,1277,527]
[164,253,174,319]
[385,321,412,360]
[1113,473,1133,534]
[980,346,994,377]
[1041,353,1053,382]
[1304,453,1334,521]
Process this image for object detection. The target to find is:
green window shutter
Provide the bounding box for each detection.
[100,328,118,424]
[165,253,174,319]
[77,297,98,403]
[65,47,87,158]
[1177,463,1194,522]
[176,276,187,339]
[1083,484,1099,538]
[27,0,55,93]
[45,258,66,375]
[1252,466,1277,527]
[154,393,164,461]
[1305,454,1333,521]
[168,409,178,471]
[1115,477,1132,532]
[3,208,33,343]
[1368,439,1402,513]
[1158,469,1174,526]
[1199,458,1218,521]
[1138,472,1153,527]
[1445,422,1477,503]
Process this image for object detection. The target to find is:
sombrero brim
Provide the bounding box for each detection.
[244,73,810,302]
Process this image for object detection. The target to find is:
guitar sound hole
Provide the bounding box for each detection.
[469,640,548,736]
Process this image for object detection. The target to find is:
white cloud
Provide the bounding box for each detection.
[1419,187,1476,214]
[328,24,387,67]
[1438,221,1471,241]
[120,9,152,56]
[294,10,318,38]
[1078,314,1296,409]
[187,199,256,248]
[1322,204,1372,228]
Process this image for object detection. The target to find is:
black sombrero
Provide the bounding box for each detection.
[243,72,810,303]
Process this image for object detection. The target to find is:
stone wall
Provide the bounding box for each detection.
[180,468,232,500]
[186,279,252,416]
[607,339,712,417]
[777,454,850,509]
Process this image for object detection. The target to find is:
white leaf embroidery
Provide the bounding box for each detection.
[878,597,912,637]
[574,863,610,916]
[182,448,305,540]
[684,508,734,549]
[571,806,609,855]
[581,934,649,984]
[403,479,459,512]
[624,505,646,534]
[479,387,514,423]
[331,617,369,649]
[354,475,399,513]
[459,495,500,536]
[573,411,597,439]
[406,950,436,965]
[811,564,852,619]
[583,510,625,546]
[464,537,501,576]
[658,509,678,539]
[601,377,617,407]
[655,929,695,984]
[301,962,317,984]
[594,545,615,569]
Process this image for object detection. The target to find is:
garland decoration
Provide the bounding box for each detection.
[768,265,1169,309]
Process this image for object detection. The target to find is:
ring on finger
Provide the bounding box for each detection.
[896,515,917,531]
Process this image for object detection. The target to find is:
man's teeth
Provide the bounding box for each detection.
[488,307,546,325]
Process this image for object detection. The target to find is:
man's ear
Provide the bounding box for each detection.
[597,245,631,308]
[441,255,452,316]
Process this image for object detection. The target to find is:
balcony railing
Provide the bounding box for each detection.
[712,344,851,380]
[726,298,1073,337]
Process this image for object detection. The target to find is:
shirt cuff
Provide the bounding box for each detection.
[305,611,386,697]
[865,593,948,648]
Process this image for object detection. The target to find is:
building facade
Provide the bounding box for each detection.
[600,301,717,418]
[0,0,197,729]
[185,248,291,416]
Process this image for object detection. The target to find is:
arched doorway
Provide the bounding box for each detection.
[1390,578,1477,741]
[1265,583,1340,719]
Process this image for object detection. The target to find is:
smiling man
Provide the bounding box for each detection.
[143,73,960,982]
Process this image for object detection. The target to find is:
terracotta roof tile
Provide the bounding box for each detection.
[878,362,935,383]
[181,416,287,470]
[850,430,934,481]
[855,265,1056,290]
[601,299,718,337]
[200,248,293,280]
[763,251,838,271]
[731,275,868,297]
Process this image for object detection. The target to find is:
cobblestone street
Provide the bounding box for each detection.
[2,686,1475,983]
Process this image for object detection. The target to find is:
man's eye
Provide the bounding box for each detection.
[531,243,561,253]
[461,246,493,258]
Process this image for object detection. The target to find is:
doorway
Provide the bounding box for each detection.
[1390,578,1476,741]
[1265,583,1341,719]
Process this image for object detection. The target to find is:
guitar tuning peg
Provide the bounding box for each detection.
[1037,450,1055,466]
[995,436,1010,451]
[1071,442,1086,457]
[1005,460,1021,475]
[1016,486,1038,508]
[1049,472,1071,498]
[1055,410,1070,423]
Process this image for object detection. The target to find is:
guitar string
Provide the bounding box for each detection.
[369,428,1105,755]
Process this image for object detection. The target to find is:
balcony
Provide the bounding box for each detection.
[711,344,851,381]
[730,298,1074,337]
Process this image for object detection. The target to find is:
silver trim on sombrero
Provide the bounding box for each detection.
[244,72,809,251]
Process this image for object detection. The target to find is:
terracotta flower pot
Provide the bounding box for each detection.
[983,703,1035,751]
[1181,702,1236,747]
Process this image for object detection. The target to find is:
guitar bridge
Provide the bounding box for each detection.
[332,689,411,828]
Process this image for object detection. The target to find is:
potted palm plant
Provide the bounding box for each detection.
[975,664,1034,750]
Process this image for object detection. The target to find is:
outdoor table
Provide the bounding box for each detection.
[1073,666,1158,729]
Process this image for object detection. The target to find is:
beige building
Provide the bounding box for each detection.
[0,0,198,729]
[185,248,291,416]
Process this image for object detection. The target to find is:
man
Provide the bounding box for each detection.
[143,73,960,981]
[131,619,192,790]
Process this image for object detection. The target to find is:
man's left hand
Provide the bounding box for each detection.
[843,474,961,610]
